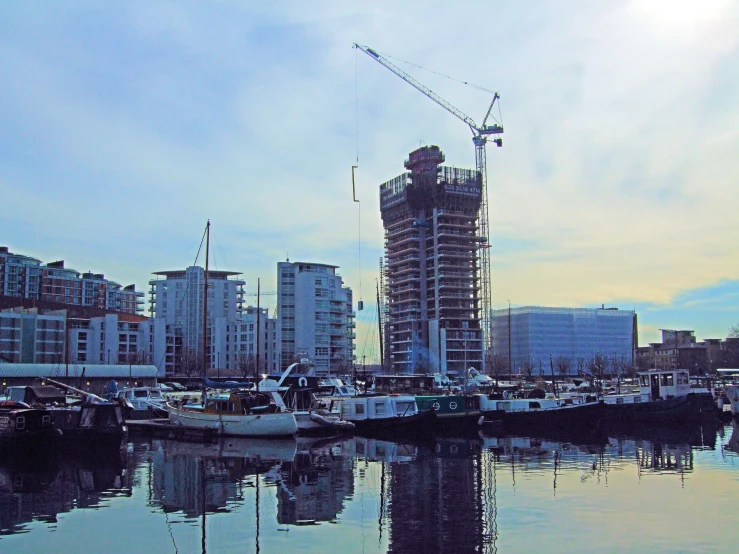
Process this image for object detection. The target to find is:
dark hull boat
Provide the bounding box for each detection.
[416,394,485,435]
[478,394,605,441]
[0,402,57,450]
[331,394,437,437]
[4,382,127,445]
[350,408,437,435]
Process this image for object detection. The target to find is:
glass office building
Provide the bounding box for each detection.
[490,306,637,375]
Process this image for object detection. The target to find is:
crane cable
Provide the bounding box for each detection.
[369,46,503,125]
[354,46,362,307]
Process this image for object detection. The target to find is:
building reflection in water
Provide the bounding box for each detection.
[0,443,130,535]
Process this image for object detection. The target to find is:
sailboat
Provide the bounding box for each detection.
[167,221,297,437]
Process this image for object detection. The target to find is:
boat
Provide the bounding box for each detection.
[167,390,297,437]
[416,394,486,433]
[114,386,168,419]
[0,400,57,447]
[328,394,436,436]
[477,392,604,437]
[725,385,739,418]
[3,379,126,445]
[257,363,355,434]
[602,369,722,427]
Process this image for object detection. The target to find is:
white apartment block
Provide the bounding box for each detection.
[277,261,355,376]
[148,266,245,369]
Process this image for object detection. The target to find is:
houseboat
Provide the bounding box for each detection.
[602,369,720,425]
[329,394,436,436]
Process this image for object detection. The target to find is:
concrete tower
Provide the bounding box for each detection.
[380,145,483,377]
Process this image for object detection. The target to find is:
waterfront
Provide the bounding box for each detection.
[2,423,738,553]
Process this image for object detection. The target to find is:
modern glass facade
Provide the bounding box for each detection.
[491,306,637,375]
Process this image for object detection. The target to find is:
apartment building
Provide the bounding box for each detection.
[277,261,355,376]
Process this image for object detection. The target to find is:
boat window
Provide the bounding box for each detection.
[564,399,573,405]
[529,402,541,410]
[678,373,689,384]
[616,397,624,404]
[134,390,148,398]
[150,391,163,398]
[660,374,674,386]
[341,402,350,416]
[395,401,414,414]
[375,402,387,415]
[355,403,365,415]
[634,396,641,403]
[497,402,511,411]
[638,375,648,387]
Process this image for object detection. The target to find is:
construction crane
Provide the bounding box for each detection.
[354,43,503,373]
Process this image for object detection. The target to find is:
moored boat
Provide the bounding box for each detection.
[602,369,722,427]
[477,392,604,436]
[416,394,485,433]
[167,390,297,437]
[0,401,57,447]
[329,394,436,436]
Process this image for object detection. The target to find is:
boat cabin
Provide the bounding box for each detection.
[202,392,281,415]
[374,374,435,393]
[333,394,419,421]
[637,369,690,401]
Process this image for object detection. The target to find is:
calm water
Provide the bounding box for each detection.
[2,422,738,554]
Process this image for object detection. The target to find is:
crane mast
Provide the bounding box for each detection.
[355,43,503,373]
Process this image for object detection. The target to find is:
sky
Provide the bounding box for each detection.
[1,1,738,357]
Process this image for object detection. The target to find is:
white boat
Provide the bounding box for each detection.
[329,394,436,435]
[115,387,168,418]
[258,368,354,434]
[726,385,739,417]
[167,390,297,437]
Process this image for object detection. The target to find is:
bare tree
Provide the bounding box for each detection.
[237,353,256,380]
[120,350,152,365]
[588,354,606,384]
[490,355,508,380]
[554,356,571,377]
[519,357,534,379]
[729,322,739,339]
[177,348,201,379]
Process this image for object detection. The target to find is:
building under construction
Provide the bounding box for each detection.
[380,145,483,376]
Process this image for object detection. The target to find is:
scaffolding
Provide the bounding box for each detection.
[380,146,483,376]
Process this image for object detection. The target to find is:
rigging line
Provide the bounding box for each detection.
[355,45,359,165]
[376,48,498,94]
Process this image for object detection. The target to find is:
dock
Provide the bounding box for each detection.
[126,419,219,442]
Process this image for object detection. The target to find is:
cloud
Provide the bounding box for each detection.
[1,1,738,362]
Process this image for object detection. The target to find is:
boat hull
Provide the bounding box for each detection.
[348,409,437,436]
[167,404,297,437]
[497,401,604,434]
[603,393,718,428]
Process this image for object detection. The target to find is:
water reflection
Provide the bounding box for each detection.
[0,423,736,553]
[0,443,129,535]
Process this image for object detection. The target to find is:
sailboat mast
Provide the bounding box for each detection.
[376,280,384,371]
[256,277,261,383]
[202,220,210,377]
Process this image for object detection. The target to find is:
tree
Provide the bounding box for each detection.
[237,353,256,380]
[588,354,606,383]
[490,355,508,379]
[519,357,534,379]
[554,356,571,377]
[120,350,152,365]
[729,323,739,339]
[177,348,201,378]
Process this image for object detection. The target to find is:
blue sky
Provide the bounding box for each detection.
[1,1,737,354]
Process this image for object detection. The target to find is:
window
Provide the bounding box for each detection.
[375,402,386,415]
[355,403,365,415]
[660,374,674,386]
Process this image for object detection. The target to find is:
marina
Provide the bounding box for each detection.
[1,423,738,553]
